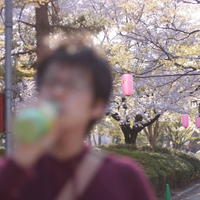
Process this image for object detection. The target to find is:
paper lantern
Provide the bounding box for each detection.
[182,114,189,128]
[196,117,200,128]
[122,73,133,96]
[0,93,5,132]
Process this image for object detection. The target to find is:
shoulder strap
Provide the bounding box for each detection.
[56,150,107,200]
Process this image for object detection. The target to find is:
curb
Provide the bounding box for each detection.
[172,183,200,200]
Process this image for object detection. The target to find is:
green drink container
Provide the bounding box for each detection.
[13,101,59,143]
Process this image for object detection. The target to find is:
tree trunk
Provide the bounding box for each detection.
[144,120,160,147]
[147,132,157,147]
[92,134,97,146]
[173,142,182,149]
[98,133,102,146]
[130,132,138,144]
[35,3,50,61]
[120,125,139,144]
[178,143,182,150]
[149,136,156,147]
[88,134,92,147]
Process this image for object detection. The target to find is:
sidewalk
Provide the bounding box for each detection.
[177,186,200,200]
[171,183,200,200]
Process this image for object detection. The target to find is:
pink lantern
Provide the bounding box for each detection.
[122,73,133,96]
[182,114,189,128]
[196,117,200,128]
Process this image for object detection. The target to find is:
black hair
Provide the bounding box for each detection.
[36,42,113,131]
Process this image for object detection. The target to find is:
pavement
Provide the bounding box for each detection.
[172,184,200,200]
[178,186,200,200]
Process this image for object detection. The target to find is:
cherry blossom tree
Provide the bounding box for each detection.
[1,0,200,144]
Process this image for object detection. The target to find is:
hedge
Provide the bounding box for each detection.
[100,144,200,197]
[0,147,5,156]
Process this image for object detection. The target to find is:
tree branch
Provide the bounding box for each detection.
[142,114,161,129]
[0,50,36,62]
[18,20,36,27]
[50,24,103,33]
[109,113,121,121]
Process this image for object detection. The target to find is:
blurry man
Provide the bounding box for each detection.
[0,41,156,200]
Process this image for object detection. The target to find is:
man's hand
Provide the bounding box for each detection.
[11,108,66,170]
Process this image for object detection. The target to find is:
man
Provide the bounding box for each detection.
[0,41,156,200]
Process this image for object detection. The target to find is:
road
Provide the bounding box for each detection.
[179,186,200,200]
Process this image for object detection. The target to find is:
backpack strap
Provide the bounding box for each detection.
[56,150,107,200]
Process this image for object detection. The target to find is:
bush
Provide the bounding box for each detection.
[101,144,200,197]
[172,150,200,177]
[104,147,169,195]
[0,147,5,156]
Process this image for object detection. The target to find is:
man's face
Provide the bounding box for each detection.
[39,62,104,131]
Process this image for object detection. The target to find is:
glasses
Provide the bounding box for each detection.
[43,78,92,92]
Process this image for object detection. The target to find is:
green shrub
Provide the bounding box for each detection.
[104,148,168,195]
[149,153,194,187]
[172,150,200,176]
[0,147,5,156]
[153,146,172,154]
[101,144,200,197]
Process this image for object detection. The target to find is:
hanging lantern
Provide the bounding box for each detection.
[122,73,133,96]
[182,114,189,128]
[196,117,200,128]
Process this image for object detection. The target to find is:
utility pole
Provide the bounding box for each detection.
[199,103,200,117]
[5,0,13,155]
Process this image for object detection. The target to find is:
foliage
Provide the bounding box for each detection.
[135,130,149,146]
[1,0,200,144]
[101,144,200,196]
[0,147,5,156]
[100,0,200,143]
[159,112,198,149]
[91,116,124,145]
